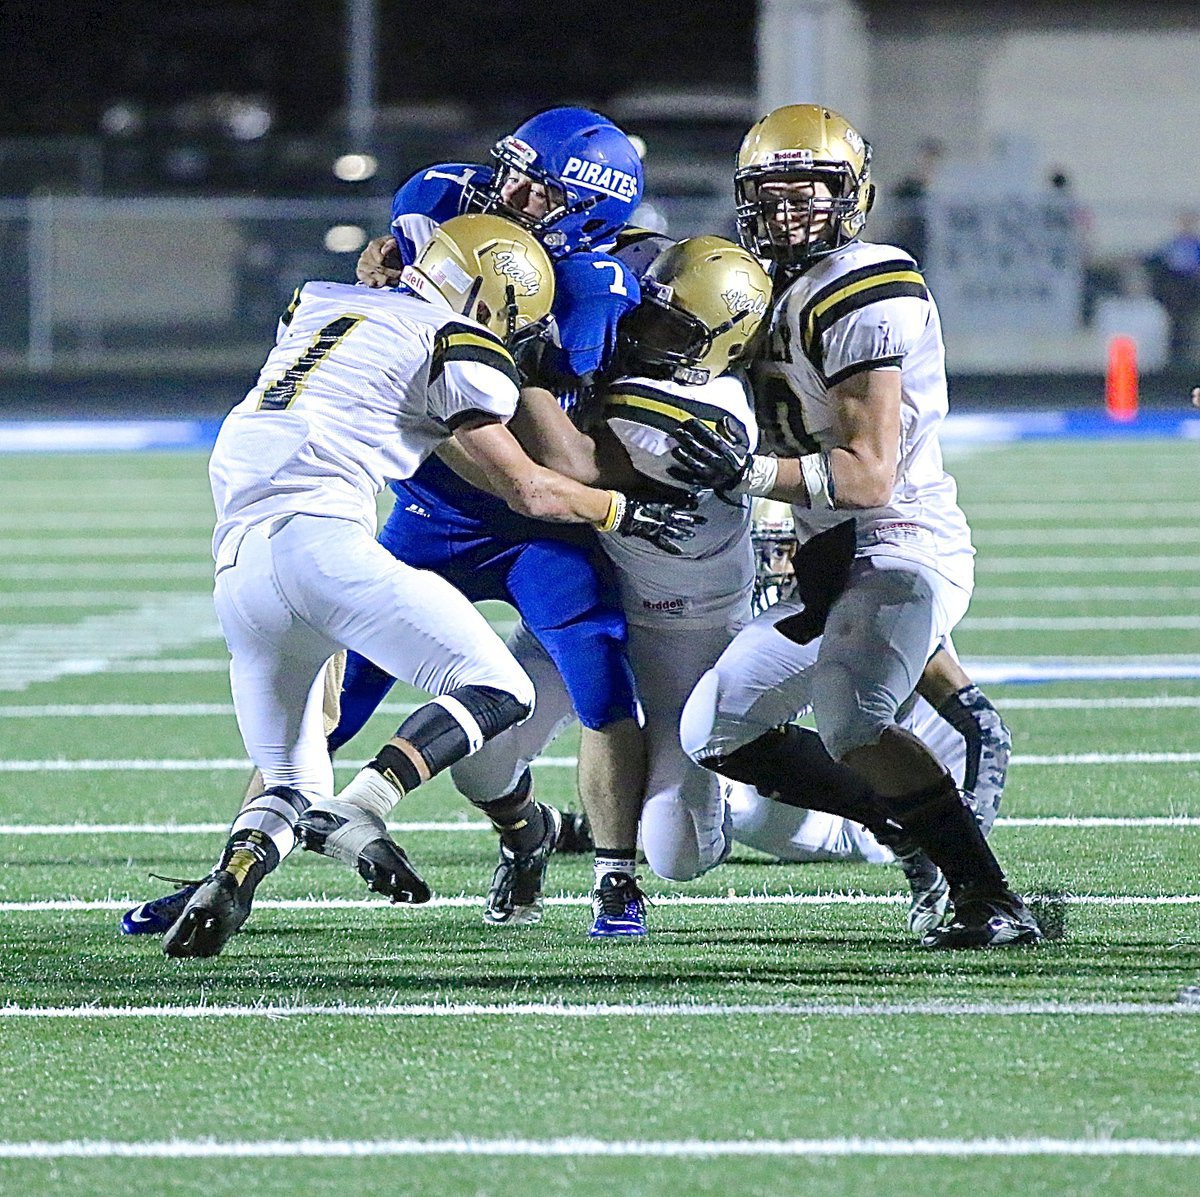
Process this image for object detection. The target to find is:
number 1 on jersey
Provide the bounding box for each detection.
[258,315,366,411]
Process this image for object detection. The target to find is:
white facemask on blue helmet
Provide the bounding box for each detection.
[463,106,644,259]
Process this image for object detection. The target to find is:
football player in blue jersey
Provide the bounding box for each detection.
[316,107,658,930]
[120,107,655,938]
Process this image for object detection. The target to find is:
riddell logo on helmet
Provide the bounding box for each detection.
[491,249,541,295]
[561,157,639,201]
[763,149,814,167]
[500,136,538,165]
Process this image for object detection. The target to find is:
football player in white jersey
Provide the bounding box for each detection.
[161,214,699,958]
[448,236,771,935]
[678,105,1042,949]
[731,499,1010,873]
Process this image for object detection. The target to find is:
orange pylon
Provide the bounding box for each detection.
[1105,335,1138,422]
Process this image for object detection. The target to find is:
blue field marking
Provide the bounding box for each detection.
[2,411,1199,453]
[941,408,1200,443]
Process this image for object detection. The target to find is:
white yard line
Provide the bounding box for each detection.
[1,751,1197,772]
[975,587,1200,602]
[996,696,1200,709]
[24,654,1197,684]
[4,894,1198,913]
[0,701,421,718]
[978,557,1200,574]
[0,591,209,608]
[12,586,1200,608]
[4,564,212,580]
[961,615,1200,631]
[0,816,1195,836]
[0,538,210,557]
[0,1135,1198,1158]
[978,527,1200,545]
[0,999,1197,1021]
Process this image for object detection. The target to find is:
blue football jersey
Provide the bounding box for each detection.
[388,162,491,264]
[388,162,638,397]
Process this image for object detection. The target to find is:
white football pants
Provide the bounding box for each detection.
[214,514,534,806]
[452,615,745,882]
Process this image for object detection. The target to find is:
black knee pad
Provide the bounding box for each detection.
[387,685,532,781]
[700,724,892,836]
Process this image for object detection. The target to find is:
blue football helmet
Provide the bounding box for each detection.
[464,107,644,258]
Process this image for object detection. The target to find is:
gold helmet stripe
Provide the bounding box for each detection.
[431,321,519,388]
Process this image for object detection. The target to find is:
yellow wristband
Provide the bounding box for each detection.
[595,490,626,533]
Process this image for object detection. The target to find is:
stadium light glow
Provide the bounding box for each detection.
[333,153,379,182]
[324,225,368,253]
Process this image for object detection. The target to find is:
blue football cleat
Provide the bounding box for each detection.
[120,881,201,936]
[588,871,648,938]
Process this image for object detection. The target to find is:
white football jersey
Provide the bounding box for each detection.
[754,241,974,591]
[601,371,757,627]
[209,281,520,572]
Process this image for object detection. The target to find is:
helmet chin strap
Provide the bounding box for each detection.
[502,284,518,343]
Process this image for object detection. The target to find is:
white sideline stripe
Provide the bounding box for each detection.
[1,1135,1198,1158]
[997,696,1200,710]
[0,591,209,609]
[2,752,1199,772]
[14,585,1200,608]
[967,501,1200,520]
[8,695,1200,718]
[0,1000,1197,1021]
[4,563,213,580]
[6,894,1200,913]
[0,514,213,530]
[1,815,1197,836]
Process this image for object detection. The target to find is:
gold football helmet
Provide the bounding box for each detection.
[735,104,875,266]
[619,235,771,385]
[401,213,554,344]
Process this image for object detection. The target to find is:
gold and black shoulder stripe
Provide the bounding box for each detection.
[797,259,927,375]
[279,286,302,327]
[430,320,519,388]
[604,380,729,435]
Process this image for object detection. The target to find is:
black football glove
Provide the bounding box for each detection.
[614,494,705,557]
[667,417,751,494]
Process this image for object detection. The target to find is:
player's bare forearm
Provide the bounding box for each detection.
[509,389,645,494]
[452,417,612,524]
[434,440,503,496]
[823,369,901,507]
[509,387,603,483]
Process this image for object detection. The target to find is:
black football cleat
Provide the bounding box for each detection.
[553,808,594,855]
[920,888,1044,950]
[483,803,561,927]
[162,834,280,959]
